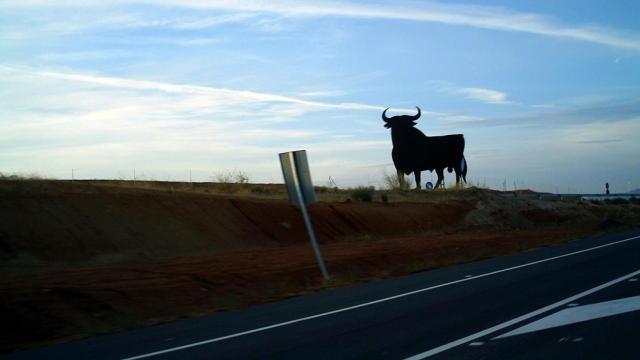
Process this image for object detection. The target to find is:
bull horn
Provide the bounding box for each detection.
[410,106,421,120]
[382,107,391,122]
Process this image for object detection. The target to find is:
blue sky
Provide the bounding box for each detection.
[1,0,639,192]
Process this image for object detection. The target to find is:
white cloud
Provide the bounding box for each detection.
[38,50,133,62]
[154,37,223,46]
[441,97,640,131]
[531,103,556,109]
[0,65,400,182]
[457,87,512,104]
[433,81,512,105]
[31,68,383,111]
[3,65,637,191]
[168,13,257,29]
[0,65,430,115]
[4,0,638,50]
[297,90,347,98]
[170,1,640,50]
[560,117,640,147]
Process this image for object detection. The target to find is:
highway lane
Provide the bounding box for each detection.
[5,229,640,360]
[428,276,640,359]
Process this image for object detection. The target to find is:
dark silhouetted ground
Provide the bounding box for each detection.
[1,180,638,352]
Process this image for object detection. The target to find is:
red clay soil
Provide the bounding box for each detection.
[1,180,639,352]
[0,181,475,265]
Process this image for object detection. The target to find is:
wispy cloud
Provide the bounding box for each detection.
[182,1,640,50]
[433,81,513,105]
[0,65,393,181]
[0,65,437,116]
[6,0,638,50]
[558,118,640,155]
[531,103,556,109]
[30,68,384,111]
[457,87,512,104]
[38,50,133,62]
[448,97,640,128]
[297,90,347,98]
[576,139,622,144]
[168,13,257,29]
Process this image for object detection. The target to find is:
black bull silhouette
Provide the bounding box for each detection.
[383,106,467,189]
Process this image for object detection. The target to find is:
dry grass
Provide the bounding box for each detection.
[0,172,51,180]
[6,178,478,203]
[383,172,413,191]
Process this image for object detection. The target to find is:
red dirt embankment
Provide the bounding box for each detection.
[1,180,638,352]
[1,181,473,267]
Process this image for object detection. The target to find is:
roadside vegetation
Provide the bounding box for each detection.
[383,172,413,191]
[0,172,50,180]
[350,186,375,202]
[212,170,251,193]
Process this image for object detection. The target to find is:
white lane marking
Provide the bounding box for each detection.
[628,278,638,282]
[403,268,640,360]
[123,234,640,360]
[566,303,580,307]
[572,337,584,342]
[468,342,484,346]
[494,295,640,339]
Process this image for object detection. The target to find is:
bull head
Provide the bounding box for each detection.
[382,106,421,128]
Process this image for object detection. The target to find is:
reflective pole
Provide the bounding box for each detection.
[280,151,329,281]
[288,152,329,281]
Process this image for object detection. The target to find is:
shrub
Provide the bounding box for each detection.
[234,171,250,184]
[212,170,250,193]
[214,170,249,184]
[250,186,273,195]
[351,186,374,202]
[0,172,48,180]
[383,173,413,191]
[609,198,629,205]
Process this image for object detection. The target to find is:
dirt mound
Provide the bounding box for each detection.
[463,188,597,229]
[1,180,637,270]
[1,181,477,268]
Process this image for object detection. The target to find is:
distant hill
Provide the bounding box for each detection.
[629,188,640,194]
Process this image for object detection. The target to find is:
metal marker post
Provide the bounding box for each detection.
[292,171,329,281]
[279,151,330,281]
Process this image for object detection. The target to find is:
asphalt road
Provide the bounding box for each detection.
[6,229,640,360]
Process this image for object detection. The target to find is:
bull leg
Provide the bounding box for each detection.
[461,156,468,184]
[414,170,421,190]
[397,170,406,190]
[435,168,445,189]
[456,157,468,188]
